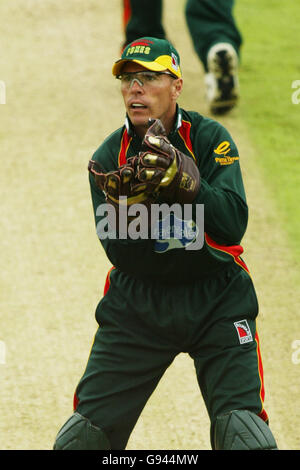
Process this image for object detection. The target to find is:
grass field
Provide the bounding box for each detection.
[0,0,299,450]
[235,0,300,259]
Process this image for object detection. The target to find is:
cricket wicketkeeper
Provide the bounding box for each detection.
[53,37,277,450]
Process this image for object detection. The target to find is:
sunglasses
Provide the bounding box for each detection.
[116,70,177,87]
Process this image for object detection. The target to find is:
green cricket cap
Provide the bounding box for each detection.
[112,37,182,78]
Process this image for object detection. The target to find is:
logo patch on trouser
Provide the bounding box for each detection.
[234,320,253,344]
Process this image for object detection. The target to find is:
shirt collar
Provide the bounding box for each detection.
[124,105,183,138]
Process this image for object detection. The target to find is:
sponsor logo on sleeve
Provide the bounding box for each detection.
[214,141,239,166]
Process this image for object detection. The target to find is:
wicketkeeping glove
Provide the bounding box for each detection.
[138,119,200,204]
[88,156,160,217]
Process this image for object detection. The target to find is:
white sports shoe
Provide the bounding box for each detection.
[205,42,239,114]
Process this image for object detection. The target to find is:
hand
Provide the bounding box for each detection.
[88,156,160,222]
[138,119,200,204]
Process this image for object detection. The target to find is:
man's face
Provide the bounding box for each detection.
[119,62,183,136]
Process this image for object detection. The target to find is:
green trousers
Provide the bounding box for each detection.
[74,262,267,449]
[123,0,242,70]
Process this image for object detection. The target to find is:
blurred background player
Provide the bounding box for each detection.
[122,0,242,114]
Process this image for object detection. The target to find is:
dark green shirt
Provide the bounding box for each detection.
[89,107,248,284]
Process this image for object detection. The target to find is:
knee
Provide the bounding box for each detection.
[53,412,111,450]
[211,409,278,450]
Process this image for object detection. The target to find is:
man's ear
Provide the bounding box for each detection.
[172,78,183,100]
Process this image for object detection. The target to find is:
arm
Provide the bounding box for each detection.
[137,117,247,245]
[88,156,153,274]
[194,121,248,245]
